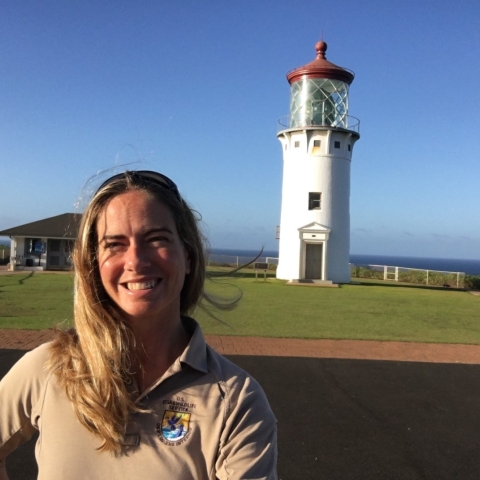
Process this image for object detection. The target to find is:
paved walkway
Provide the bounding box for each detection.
[2,328,480,364]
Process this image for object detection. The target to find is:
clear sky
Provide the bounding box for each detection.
[1,0,479,259]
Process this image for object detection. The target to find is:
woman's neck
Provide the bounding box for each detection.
[129,315,190,392]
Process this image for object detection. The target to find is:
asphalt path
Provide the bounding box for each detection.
[2,350,480,479]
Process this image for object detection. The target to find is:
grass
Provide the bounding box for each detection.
[0,272,74,329]
[0,270,479,344]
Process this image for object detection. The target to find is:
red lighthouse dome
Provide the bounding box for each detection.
[287,41,354,85]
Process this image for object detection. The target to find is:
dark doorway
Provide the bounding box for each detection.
[305,243,322,279]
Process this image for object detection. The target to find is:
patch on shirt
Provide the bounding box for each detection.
[157,410,192,445]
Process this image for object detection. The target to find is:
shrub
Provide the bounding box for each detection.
[465,275,480,290]
[398,270,427,284]
[351,266,383,280]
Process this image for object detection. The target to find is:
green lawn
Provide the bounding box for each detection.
[1,271,479,344]
[0,272,75,329]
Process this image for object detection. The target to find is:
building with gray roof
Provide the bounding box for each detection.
[0,213,81,271]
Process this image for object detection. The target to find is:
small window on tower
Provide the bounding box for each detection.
[334,141,341,149]
[308,192,321,210]
[348,144,351,152]
[312,139,321,154]
[294,141,300,148]
[284,144,288,151]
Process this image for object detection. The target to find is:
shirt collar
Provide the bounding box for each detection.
[179,316,209,374]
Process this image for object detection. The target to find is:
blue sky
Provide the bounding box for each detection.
[1,0,479,259]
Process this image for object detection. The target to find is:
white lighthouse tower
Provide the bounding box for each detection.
[276,41,360,284]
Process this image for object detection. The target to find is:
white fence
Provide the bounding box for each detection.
[208,254,279,268]
[207,257,465,287]
[350,263,465,288]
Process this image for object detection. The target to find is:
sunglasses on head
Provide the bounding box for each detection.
[95,170,180,199]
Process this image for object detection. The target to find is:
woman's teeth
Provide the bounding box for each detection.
[126,280,158,291]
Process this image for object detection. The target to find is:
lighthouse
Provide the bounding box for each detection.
[276,41,360,284]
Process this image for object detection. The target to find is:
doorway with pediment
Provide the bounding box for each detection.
[298,222,331,281]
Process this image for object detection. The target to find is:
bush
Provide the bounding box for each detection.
[351,266,383,280]
[426,272,463,288]
[465,275,480,290]
[398,270,427,284]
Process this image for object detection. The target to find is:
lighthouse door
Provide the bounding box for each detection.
[305,243,323,279]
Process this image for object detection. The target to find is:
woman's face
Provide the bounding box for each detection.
[96,190,190,325]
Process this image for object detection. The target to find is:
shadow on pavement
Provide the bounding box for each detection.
[2,350,480,479]
[229,355,480,480]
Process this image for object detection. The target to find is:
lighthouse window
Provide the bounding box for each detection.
[334,141,341,149]
[294,141,300,148]
[308,192,322,210]
[312,140,321,154]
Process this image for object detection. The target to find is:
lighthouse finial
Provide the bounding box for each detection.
[315,40,327,59]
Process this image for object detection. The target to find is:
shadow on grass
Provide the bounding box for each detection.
[0,272,35,291]
[18,271,35,285]
[350,279,465,292]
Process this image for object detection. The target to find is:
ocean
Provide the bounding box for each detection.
[209,248,480,275]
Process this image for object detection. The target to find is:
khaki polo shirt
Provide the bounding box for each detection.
[0,318,277,479]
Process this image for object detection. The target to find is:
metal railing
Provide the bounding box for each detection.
[207,258,466,287]
[277,114,360,134]
[208,254,279,268]
[350,263,465,289]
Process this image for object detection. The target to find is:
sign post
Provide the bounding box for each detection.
[254,262,269,282]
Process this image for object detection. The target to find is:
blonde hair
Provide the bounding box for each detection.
[48,172,206,452]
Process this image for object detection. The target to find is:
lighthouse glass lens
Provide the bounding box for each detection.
[289,79,349,129]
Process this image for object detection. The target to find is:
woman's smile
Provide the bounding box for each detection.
[122,278,161,291]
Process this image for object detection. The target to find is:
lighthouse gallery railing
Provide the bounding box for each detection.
[277,114,360,134]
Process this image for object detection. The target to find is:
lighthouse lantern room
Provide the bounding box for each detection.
[276,41,360,284]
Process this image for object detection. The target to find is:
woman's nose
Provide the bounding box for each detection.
[125,244,150,270]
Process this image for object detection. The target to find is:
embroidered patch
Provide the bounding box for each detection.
[157,410,192,445]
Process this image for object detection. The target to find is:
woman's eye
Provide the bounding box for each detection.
[104,242,124,250]
[150,236,170,244]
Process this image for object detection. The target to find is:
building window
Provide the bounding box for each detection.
[294,141,300,148]
[24,238,41,255]
[312,139,321,154]
[284,144,287,150]
[334,141,341,149]
[308,192,321,210]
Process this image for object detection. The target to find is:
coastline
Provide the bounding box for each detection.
[209,249,480,275]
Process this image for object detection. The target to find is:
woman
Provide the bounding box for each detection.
[0,170,277,479]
